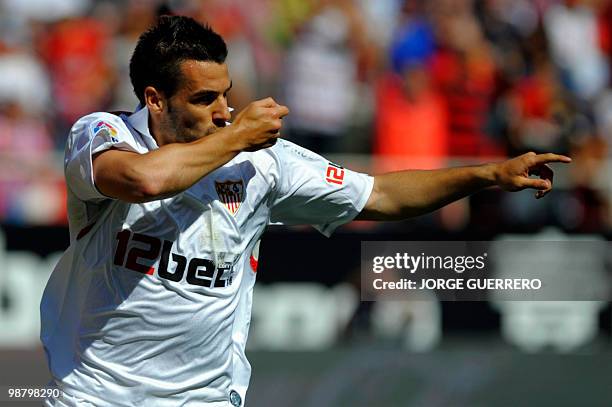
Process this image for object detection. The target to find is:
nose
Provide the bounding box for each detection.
[212,97,231,124]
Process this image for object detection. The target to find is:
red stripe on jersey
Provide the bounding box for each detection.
[250,255,258,273]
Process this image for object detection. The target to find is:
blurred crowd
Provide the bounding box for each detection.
[0,0,610,233]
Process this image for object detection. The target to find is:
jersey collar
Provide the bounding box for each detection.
[127,105,159,150]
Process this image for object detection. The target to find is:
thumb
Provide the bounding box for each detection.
[520,177,550,190]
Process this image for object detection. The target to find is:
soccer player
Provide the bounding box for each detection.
[40,15,571,407]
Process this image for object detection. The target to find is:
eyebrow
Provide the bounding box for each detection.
[190,81,233,99]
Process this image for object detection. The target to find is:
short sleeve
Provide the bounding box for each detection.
[268,140,374,237]
[64,113,141,202]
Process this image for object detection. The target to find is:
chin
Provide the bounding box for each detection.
[180,127,217,143]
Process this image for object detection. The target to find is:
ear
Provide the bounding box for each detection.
[144,86,165,114]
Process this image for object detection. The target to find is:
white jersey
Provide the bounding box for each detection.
[40,106,373,407]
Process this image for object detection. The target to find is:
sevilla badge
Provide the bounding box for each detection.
[215,180,244,215]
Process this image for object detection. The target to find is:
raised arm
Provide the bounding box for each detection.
[93,99,288,203]
[357,152,572,221]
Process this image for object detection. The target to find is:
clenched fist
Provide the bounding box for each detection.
[230,97,289,152]
[494,152,572,199]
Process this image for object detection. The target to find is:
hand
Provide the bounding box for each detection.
[494,152,572,199]
[230,97,289,152]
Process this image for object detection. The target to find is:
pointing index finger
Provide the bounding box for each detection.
[533,153,572,165]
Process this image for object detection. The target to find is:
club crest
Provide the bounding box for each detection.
[215,180,244,215]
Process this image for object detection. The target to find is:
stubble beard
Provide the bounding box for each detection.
[164,102,219,143]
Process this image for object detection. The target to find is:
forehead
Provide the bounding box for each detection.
[177,60,230,93]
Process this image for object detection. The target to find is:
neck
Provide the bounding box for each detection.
[148,114,170,147]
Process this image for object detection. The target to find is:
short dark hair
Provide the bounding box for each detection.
[129,15,228,105]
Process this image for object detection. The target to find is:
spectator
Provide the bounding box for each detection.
[2,0,90,23]
[475,0,536,85]
[190,0,258,111]
[109,0,156,111]
[0,101,64,224]
[374,5,449,171]
[38,15,116,146]
[544,0,609,100]
[502,57,570,155]
[283,0,371,154]
[430,1,504,157]
[0,41,51,116]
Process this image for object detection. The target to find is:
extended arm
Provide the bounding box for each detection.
[357,152,572,221]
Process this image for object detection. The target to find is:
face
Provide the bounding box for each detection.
[152,60,232,145]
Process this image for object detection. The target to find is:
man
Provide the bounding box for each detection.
[40,15,570,407]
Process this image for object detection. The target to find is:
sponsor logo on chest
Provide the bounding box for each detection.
[113,229,236,288]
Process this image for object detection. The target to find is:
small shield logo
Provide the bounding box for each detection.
[215,180,244,215]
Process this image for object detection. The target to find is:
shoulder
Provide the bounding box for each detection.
[68,111,128,139]
[72,111,128,131]
[264,139,322,163]
[239,139,322,173]
[228,139,327,183]
[66,112,133,152]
